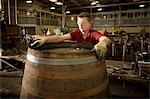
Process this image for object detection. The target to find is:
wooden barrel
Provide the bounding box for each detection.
[20,43,109,99]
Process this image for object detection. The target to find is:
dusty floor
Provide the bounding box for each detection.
[0,60,149,99]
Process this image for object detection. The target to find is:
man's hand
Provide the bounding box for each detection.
[94,41,107,60]
[29,35,46,49]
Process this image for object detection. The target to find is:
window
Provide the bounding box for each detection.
[128,13,133,18]
[135,12,140,18]
[114,14,118,18]
[121,13,127,18]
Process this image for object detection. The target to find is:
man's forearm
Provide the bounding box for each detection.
[99,36,111,46]
[44,35,63,43]
[44,33,71,43]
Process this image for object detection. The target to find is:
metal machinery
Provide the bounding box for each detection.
[106,29,150,98]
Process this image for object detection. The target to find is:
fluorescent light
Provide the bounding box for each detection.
[91,2,96,5]
[66,11,70,14]
[26,0,32,4]
[49,0,57,2]
[91,1,99,5]
[97,8,102,11]
[139,4,145,8]
[50,7,55,10]
[55,2,63,5]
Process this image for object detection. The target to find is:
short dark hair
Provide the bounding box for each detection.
[77,12,91,21]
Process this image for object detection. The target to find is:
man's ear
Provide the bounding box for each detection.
[89,20,93,25]
[89,19,93,23]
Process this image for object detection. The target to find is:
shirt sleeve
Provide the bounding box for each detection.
[69,29,81,41]
[94,31,102,42]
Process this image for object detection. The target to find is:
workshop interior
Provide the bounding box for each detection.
[0,0,149,98]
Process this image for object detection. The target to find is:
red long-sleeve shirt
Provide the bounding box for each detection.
[69,29,102,45]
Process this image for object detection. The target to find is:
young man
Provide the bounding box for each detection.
[30,12,111,58]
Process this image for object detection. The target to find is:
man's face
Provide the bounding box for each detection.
[77,17,91,34]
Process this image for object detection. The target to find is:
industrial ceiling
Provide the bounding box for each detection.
[35,0,150,14]
[2,0,150,14]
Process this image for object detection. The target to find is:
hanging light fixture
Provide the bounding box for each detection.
[66,11,70,14]
[97,8,102,11]
[139,4,145,8]
[91,1,99,5]
[55,2,63,5]
[50,7,56,10]
[49,0,57,2]
[26,0,32,4]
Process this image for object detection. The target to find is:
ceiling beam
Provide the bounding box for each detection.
[84,0,91,3]
[34,0,49,7]
[69,0,82,6]
[67,1,150,10]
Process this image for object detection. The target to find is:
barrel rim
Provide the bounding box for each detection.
[29,42,94,50]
